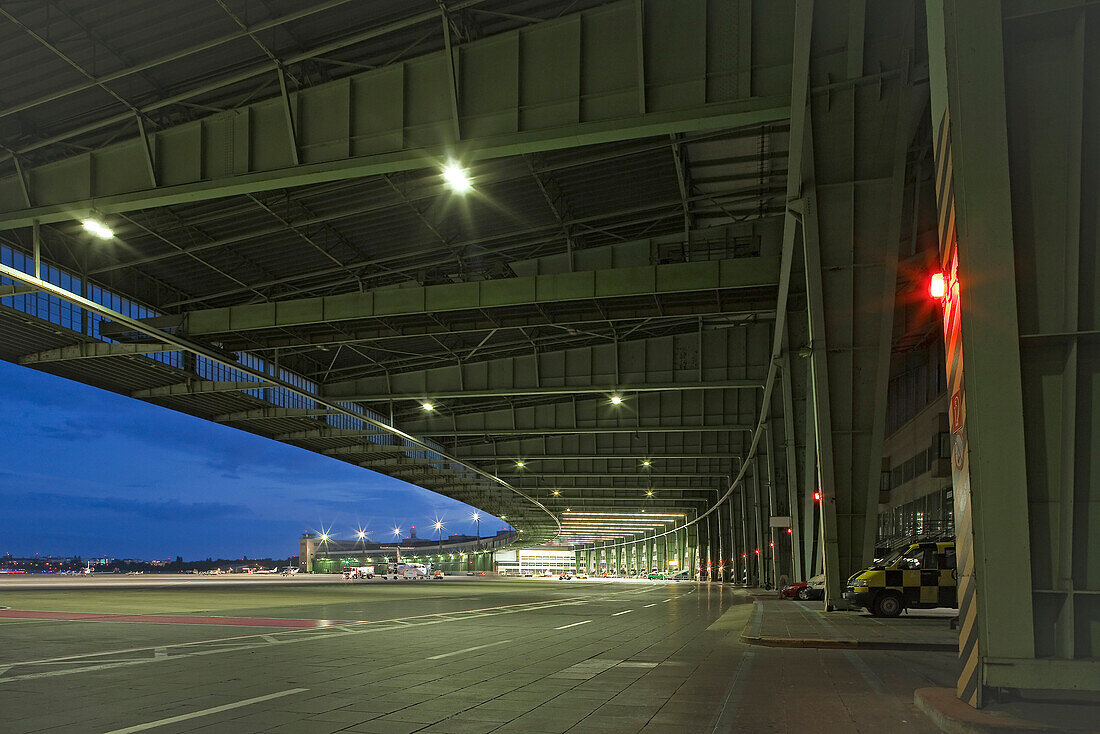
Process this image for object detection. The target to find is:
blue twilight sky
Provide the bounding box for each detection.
[0,360,506,561]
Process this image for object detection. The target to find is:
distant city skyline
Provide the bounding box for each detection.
[0,360,508,559]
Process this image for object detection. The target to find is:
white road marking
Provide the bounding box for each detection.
[426,639,512,660]
[0,589,651,684]
[663,598,673,602]
[555,620,592,630]
[102,688,307,734]
[611,610,633,616]
[153,647,167,659]
[644,603,657,608]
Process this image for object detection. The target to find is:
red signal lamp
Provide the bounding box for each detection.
[769,541,775,548]
[814,491,822,502]
[786,528,793,534]
[929,272,947,300]
[741,553,747,559]
[754,549,760,555]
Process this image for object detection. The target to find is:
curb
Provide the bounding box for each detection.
[913,687,1061,733]
[739,634,957,652]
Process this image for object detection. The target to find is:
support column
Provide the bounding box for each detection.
[922,0,1090,703]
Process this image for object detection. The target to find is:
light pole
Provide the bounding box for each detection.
[434,520,444,555]
[471,513,481,548]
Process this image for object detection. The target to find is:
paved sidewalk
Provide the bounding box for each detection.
[742,595,959,650]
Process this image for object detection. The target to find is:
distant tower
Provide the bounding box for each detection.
[410,525,417,539]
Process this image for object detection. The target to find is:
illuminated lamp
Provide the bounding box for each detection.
[929,272,947,299]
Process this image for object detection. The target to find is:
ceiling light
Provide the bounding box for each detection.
[81,218,114,239]
[552,490,560,496]
[641,460,651,467]
[646,490,654,497]
[421,402,435,411]
[609,395,623,405]
[442,162,472,193]
[515,461,525,468]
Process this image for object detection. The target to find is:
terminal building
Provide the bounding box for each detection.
[0,0,1093,715]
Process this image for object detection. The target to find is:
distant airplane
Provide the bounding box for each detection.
[254,567,279,574]
[380,547,429,579]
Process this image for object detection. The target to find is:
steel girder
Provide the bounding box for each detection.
[799,0,923,607]
[0,0,789,229]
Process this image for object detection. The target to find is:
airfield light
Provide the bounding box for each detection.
[442,162,472,193]
[81,218,114,239]
[929,272,947,300]
[609,395,623,405]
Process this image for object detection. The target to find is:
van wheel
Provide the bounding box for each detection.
[873,592,903,618]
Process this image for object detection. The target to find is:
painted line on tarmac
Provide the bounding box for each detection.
[103,688,307,734]
[555,620,592,630]
[611,610,634,616]
[0,588,647,682]
[426,639,512,660]
[644,603,657,608]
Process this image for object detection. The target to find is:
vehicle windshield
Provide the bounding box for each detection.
[877,548,909,567]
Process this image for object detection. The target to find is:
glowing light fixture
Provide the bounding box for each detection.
[929,272,947,300]
[421,401,435,411]
[442,162,472,193]
[552,490,560,496]
[515,461,525,468]
[645,490,654,497]
[471,512,481,522]
[641,460,651,467]
[81,218,114,239]
[433,521,443,531]
[319,533,330,542]
[392,527,401,537]
[609,395,623,405]
[356,530,366,540]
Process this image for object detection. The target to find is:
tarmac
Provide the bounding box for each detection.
[0,574,1080,733]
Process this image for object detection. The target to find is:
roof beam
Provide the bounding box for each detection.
[328,381,762,402]
[0,0,788,229]
[173,256,777,338]
[132,380,278,398]
[20,342,180,365]
[277,424,752,441]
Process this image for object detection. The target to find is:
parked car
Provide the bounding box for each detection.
[432,570,445,579]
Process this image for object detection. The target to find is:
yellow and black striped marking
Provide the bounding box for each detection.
[933,107,982,709]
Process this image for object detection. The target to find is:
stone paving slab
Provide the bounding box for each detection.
[743,595,960,650]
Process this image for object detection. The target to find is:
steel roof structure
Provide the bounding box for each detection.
[0,0,802,549]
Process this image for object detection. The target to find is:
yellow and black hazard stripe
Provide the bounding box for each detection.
[933,106,982,709]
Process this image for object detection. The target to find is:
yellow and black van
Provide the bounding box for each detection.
[843,541,957,617]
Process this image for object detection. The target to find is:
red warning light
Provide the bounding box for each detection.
[769,542,775,548]
[929,272,947,300]
[786,528,793,534]
[741,553,747,559]
[814,491,821,502]
[754,549,760,555]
